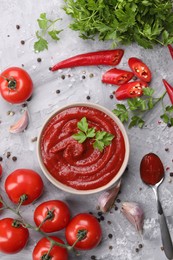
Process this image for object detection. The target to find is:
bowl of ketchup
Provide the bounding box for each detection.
[37,103,130,194]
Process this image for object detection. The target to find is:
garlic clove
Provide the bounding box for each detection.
[98,180,121,213]
[9,110,29,133]
[121,202,144,233]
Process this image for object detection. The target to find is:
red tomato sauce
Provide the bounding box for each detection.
[40,106,125,190]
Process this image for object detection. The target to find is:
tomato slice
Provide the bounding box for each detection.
[102,68,134,86]
[115,81,148,100]
[128,57,152,83]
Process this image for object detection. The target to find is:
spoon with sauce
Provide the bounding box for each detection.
[140,153,173,260]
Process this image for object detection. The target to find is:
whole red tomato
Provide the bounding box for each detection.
[0,164,2,178]
[65,213,102,250]
[0,67,33,104]
[5,169,44,205]
[32,236,68,260]
[34,200,71,233]
[0,218,29,254]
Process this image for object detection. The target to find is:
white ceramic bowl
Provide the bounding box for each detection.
[37,103,130,195]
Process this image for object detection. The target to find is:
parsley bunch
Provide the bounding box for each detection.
[34,13,63,52]
[113,88,173,128]
[72,117,114,152]
[64,0,173,48]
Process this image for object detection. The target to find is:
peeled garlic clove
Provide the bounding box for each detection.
[9,110,29,133]
[121,202,144,233]
[98,180,121,213]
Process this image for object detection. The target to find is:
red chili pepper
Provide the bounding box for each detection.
[167,44,173,60]
[128,57,152,83]
[102,68,134,86]
[51,49,124,71]
[162,79,173,105]
[115,81,148,100]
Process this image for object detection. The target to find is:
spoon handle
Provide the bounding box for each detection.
[157,200,173,260]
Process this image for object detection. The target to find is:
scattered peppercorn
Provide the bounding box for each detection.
[7,35,10,37]
[21,40,25,45]
[82,75,86,79]
[91,255,96,260]
[37,58,42,63]
[138,244,143,249]
[86,96,91,100]
[16,25,20,30]
[114,205,118,211]
[116,198,121,203]
[21,64,25,67]
[61,75,65,80]
[109,245,113,250]
[27,95,32,102]
[68,74,71,78]
[21,103,27,108]
[166,167,170,171]
[0,157,3,161]
[56,89,61,94]
[109,94,114,99]
[97,211,102,216]
[108,234,113,239]
[165,148,169,152]
[170,172,173,177]
[31,137,37,142]
[107,220,112,225]
[167,123,172,128]
[89,212,93,215]
[49,67,52,71]
[160,246,164,251]
[100,215,104,221]
[12,156,17,162]
[89,73,94,78]
[6,152,11,158]
[135,248,139,253]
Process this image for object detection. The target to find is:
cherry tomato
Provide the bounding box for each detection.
[5,169,44,205]
[128,57,152,83]
[0,218,29,254]
[115,81,148,100]
[0,67,33,104]
[0,164,2,178]
[102,68,134,85]
[32,236,68,260]
[65,213,102,250]
[34,200,71,233]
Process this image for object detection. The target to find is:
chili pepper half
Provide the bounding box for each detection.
[51,49,124,71]
[162,79,173,105]
[167,44,173,60]
[102,68,134,86]
[128,57,152,83]
[115,81,148,100]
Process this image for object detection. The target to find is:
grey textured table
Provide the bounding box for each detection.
[0,1,173,259]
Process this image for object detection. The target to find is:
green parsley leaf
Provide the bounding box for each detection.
[77,117,88,133]
[48,30,63,40]
[72,131,87,143]
[112,104,129,123]
[34,14,63,52]
[93,140,105,152]
[86,128,95,138]
[34,35,48,52]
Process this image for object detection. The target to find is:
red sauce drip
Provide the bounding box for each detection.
[140,153,164,185]
[40,106,125,190]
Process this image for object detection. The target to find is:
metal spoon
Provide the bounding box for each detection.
[140,153,173,260]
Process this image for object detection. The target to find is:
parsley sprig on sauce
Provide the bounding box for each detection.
[72,117,114,152]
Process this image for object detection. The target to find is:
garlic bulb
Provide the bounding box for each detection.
[98,180,121,213]
[121,202,144,233]
[9,110,29,133]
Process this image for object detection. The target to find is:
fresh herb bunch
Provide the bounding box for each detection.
[34,13,63,52]
[72,117,114,151]
[64,0,173,48]
[112,87,173,128]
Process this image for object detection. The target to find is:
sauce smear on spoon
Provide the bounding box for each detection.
[140,153,164,185]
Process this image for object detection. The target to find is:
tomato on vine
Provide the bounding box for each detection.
[65,213,102,250]
[32,236,68,260]
[0,67,33,104]
[34,200,71,233]
[0,218,29,254]
[5,169,44,205]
